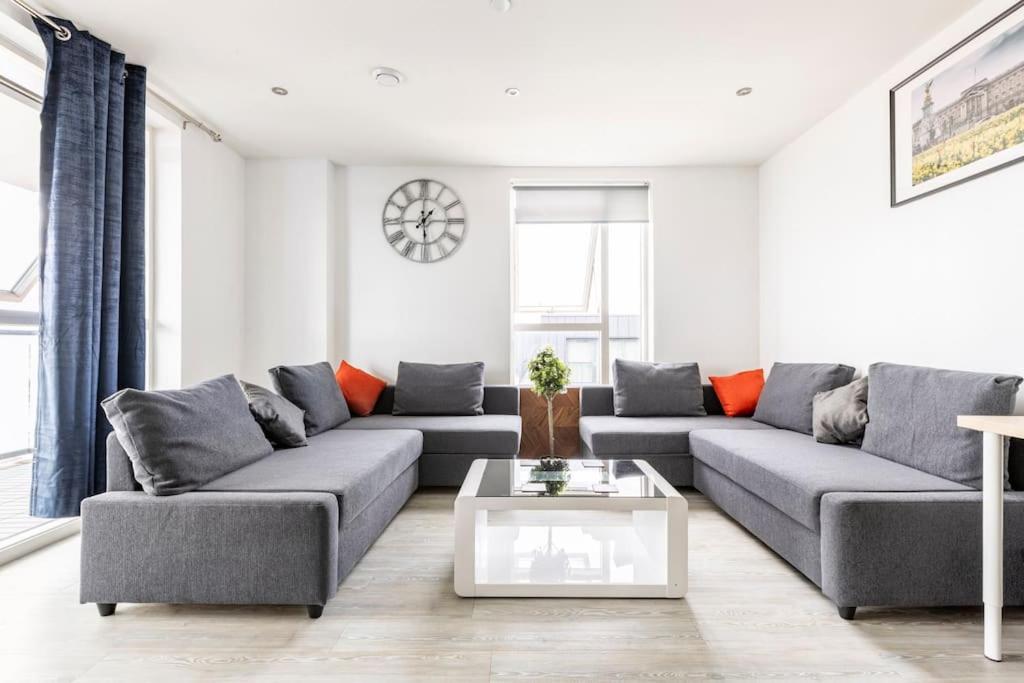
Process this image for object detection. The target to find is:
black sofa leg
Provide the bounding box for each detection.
[837,606,856,620]
[306,604,324,619]
[96,603,116,617]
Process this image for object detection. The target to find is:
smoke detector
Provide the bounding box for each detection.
[373,67,404,87]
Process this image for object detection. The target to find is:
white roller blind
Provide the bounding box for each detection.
[514,185,649,224]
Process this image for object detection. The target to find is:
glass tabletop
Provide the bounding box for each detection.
[476,458,667,498]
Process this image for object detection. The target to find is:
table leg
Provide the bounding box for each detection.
[983,431,1005,662]
[453,498,476,597]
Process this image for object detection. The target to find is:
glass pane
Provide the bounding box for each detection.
[515,223,598,324]
[512,330,600,386]
[607,223,645,376]
[0,331,37,456]
[0,89,41,294]
[0,182,39,293]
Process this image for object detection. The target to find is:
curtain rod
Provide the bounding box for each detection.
[3,0,223,142]
[0,71,40,104]
[9,0,67,41]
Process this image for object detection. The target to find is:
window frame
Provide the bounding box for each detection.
[509,182,650,385]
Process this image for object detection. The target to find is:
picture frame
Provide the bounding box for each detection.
[890,0,1024,206]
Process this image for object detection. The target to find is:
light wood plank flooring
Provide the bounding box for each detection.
[3,490,1024,681]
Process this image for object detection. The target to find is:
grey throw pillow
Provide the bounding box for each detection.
[394,361,485,415]
[239,380,307,448]
[269,362,351,436]
[612,359,706,417]
[102,375,274,496]
[812,377,869,445]
[861,363,1022,489]
[753,363,855,434]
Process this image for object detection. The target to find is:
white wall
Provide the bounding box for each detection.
[344,166,759,383]
[759,0,1024,401]
[243,159,336,383]
[148,122,247,389]
[180,128,246,385]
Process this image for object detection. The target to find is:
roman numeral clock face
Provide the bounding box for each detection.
[381,179,466,263]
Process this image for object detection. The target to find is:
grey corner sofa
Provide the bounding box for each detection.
[580,371,1024,620]
[80,384,520,618]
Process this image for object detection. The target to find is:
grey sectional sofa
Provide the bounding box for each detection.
[80,385,520,618]
[581,370,1024,619]
[580,385,772,486]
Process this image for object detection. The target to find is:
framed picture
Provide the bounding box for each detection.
[890,0,1024,206]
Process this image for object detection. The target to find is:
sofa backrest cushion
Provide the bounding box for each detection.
[861,362,1022,489]
[393,361,485,416]
[612,360,706,417]
[269,361,351,436]
[102,374,274,496]
[372,385,521,415]
[752,363,855,434]
[240,380,308,448]
[580,384,723,417]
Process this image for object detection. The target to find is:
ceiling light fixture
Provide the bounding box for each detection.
[735,86,753,97]
[373,67,404,87]
[271,86,288,96]
[505,87,520,96]
[491,0,512,12]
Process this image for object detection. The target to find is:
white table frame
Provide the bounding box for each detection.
[958,415,1024,662]
[454,458,687,598]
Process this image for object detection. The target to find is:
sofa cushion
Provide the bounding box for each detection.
[393,361,486,416]
[102,375,274,496]
[812,377,869,445]
[861,363,1023,489]
[240,380,307,448]
[270,362,351,436]
[690,429,971,532]
[612,360,706,417]
[339,414,520,455]
[709,369,765,417]
[200,429,422,524]
[335,360,387,417]
[753,363,855,434]
[580,415,775,456]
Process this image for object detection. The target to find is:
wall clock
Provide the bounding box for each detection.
[381,179,466,263]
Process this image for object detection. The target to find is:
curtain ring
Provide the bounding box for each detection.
[55,26,72,41]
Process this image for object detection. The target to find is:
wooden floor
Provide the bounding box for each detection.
[4,490,1024,681]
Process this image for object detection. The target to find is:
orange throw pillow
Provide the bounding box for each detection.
[709,369,765,417]
[335,361,387,417]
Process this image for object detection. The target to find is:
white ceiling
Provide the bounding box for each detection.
[38,0,980,166]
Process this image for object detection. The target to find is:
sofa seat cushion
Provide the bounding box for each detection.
[200,429,422,525]
[689,429,971,532]
[580,415,774,456]
[339,415,520,455]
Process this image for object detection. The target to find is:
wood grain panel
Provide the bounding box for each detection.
[519,387,581,457]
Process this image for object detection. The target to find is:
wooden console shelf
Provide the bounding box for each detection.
[518,387,581,458]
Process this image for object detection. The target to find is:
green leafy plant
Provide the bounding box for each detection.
[527,345,571,456]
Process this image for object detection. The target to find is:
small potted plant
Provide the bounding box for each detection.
[527,345,572,458]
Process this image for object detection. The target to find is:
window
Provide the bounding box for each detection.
[1,42,47,546]
[511,184,649,384]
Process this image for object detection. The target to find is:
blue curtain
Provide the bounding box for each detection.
[30,18,147,518]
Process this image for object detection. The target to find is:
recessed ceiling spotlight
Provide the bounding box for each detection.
[736,86,753,97]
[491,0,512,12]
[505,87,520,96]
[373,67,404,87]
[271,86,288,96]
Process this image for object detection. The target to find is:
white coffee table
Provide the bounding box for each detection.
[454,458,687,598]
